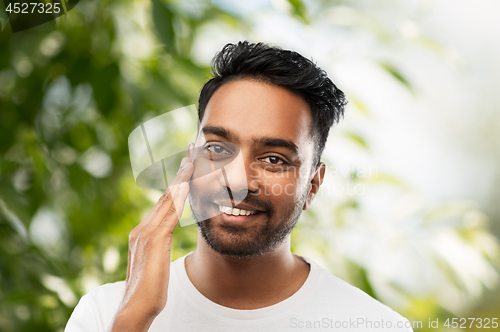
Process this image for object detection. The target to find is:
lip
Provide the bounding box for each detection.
[213,204,265,225]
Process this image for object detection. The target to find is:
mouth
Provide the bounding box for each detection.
[213,202,265,224]
[217,205,261,216]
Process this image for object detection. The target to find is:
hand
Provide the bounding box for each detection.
[109,144,194,332]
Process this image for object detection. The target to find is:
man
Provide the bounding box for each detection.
[65,41,413,331]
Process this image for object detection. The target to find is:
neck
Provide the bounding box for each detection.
[185,231,310,309]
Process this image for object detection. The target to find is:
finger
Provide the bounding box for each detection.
[165,155,194,199]
[135,190,173,231]
[149,144,193,214]
[171,181,190,224]
[136,151,194,230]
[187,142,194,161]
[151,145,194,226]
[191,140,201,164]
[160,143,194,200]
[147,180,185,228]
[146,154,193,228]
[187,143,195,182]
[126,244,131,281]
[158,181,190,231]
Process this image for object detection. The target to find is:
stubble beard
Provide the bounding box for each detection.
[188,187,308,259]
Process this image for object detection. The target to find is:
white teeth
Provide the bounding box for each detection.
[218,205,258,216]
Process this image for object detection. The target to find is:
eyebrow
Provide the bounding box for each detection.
[202,125,299,155]
[253,137,298,155]
[202,126,237,142]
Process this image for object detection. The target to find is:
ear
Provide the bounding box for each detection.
[302,162,326,210]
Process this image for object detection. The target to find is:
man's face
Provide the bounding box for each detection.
[189,79,317,258]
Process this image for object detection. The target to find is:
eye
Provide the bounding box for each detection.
[205,143,231,155]
[262,156,285,165]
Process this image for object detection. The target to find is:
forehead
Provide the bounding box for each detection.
[201,79,313,152]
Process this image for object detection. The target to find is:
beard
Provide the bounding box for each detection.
[188,186,307,259]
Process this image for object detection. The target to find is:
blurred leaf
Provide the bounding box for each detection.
[379,62,413,92]
[0,0,8,31]
[343,130,369,150]
[287,0,309,24]
[349,94,371,117]
[0,197,29,243]
[152,0,177,53]
[367,172,412,191]
[357,267,377,300]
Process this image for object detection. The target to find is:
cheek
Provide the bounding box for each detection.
[190,167,222,194]
[258,172,304,199]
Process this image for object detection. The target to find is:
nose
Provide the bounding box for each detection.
[219,150,258,204]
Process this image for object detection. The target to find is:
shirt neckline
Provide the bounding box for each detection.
[174,252,320,320]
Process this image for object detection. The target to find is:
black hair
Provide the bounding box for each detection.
[198,41,347,166]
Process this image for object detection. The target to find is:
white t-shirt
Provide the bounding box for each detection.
[65,254,413,332]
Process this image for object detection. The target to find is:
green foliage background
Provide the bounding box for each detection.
[0,0,221,330]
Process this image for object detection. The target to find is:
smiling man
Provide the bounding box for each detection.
[65,42,413,332]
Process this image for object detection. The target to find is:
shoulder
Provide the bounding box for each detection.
[85,280,126,303]
[76,280,126,316]
[303,257,413,331]
[65,281,125,332]
[74,255,183,310]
